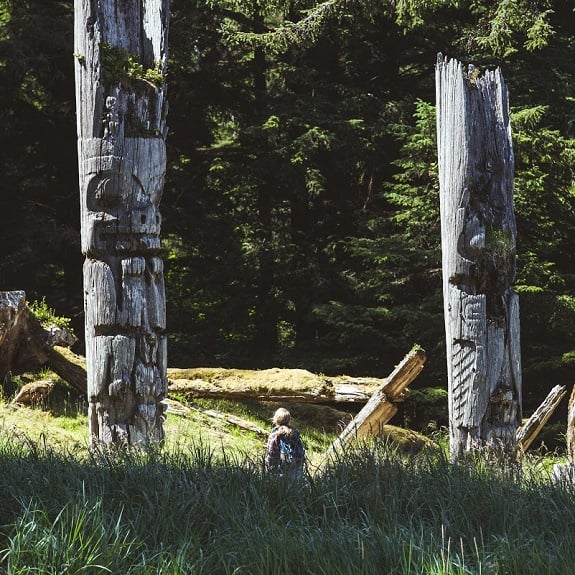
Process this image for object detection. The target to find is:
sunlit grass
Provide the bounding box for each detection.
[0,384,573,574]
[0,427,574,574]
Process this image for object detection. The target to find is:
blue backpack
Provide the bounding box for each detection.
[278,432,305,467]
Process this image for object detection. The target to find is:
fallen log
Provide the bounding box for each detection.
[326,346,426,456]
[167,367,384,403]
[0,296,423,409]
[163,397,269,435]
[199,409,269,436]
[516,384,567,455]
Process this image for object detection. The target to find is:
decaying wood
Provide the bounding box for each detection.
[516,384,567,455]
[436,54,521,460]
[326,347,426,455]
[162,397,191,416]
[0,291,31,381]
[11,379,56,407]
[45,347,88,396]
[167,367,384,403]
[0,291,78,383]
[199,409,269,436]
[75,0,170,445]
[163,397,268,435]
[563,385,575,468]
[568,386,575,464]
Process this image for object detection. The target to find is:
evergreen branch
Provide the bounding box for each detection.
[229,0,341,53]
[226,0,455,54]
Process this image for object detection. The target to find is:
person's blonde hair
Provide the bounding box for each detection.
[272,407,291,426]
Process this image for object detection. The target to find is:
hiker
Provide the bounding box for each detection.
[264,407,305,475]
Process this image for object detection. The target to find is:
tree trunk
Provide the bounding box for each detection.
[436,54,521,460]
[0,291,30,381]
[74,0,170,446]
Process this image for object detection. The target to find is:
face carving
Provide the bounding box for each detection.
[80,137,165,256]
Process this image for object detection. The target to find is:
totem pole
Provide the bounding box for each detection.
[436,54,521,460]
[74,1,169,445]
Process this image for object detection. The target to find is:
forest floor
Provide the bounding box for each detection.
[0,365,435,468]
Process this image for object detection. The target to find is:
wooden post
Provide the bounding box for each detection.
[436,54,521,460]
[74,0,170,445]
[326,347,426,456]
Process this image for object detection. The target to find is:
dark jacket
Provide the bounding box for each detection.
[264,425,305,471]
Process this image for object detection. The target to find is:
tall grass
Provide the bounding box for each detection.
[0,433,574,574]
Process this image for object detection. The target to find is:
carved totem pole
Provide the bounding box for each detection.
[74,1,169,445]
[436,54,522,460]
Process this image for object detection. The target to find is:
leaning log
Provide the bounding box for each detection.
[327,347,426,454]
[44,346,88,396]
[436,54,521,460]
[516,384,567,455]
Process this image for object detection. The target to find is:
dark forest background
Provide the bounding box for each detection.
[2,0,575,430]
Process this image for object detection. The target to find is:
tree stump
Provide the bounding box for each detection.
[74,0,170,446]
[436,54,521,460]
[0,291,78,385]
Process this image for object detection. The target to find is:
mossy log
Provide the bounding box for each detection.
[167,367,386,404]
[45,346,88,396]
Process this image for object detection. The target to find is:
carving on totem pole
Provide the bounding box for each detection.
[81,135,168,445]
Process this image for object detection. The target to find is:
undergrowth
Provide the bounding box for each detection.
[0,433,574,574]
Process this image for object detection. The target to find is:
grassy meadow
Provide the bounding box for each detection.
[0,388,574,574]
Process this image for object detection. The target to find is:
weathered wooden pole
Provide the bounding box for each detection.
[553,386,575,483]
[436,54,521,460]
[74,0,169,445]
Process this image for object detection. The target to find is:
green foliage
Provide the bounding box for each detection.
[4,0,575,416]
[27,297,72,331]
[402,386,449,431]
[472,0,555,56]
[100,42,165,87]
[385,99,440,247]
